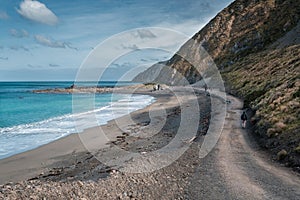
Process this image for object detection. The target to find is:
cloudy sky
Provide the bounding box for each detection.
[0,0,233,81]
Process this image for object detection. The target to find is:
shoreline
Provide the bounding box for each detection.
[0,84,158,161]
[0,85,216,199]
[0,86,180,184]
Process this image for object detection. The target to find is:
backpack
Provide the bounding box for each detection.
[241,113,247,120]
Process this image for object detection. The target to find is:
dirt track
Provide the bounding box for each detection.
[188,92,300,199]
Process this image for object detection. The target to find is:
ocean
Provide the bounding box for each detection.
[0,81,154,159]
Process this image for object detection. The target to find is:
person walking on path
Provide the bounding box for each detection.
[241,111,247,128]
[204,84,208,92]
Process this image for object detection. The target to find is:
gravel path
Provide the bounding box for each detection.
[188,92,300,200]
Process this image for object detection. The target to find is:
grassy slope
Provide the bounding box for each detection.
[223,44,300,167]
[192,0,300,168]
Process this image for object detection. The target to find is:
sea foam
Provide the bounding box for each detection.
[0,94,155,159]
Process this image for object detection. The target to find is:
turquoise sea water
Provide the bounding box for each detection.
[0,82,154,159]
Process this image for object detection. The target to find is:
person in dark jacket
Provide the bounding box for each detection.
[241,111,247,128]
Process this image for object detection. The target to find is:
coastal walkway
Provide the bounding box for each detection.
[188,90,300,199]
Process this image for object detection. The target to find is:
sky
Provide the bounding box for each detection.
[0,0,233,81]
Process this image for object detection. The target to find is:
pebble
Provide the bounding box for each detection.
[78,181,84,187]
[0,98,212,200]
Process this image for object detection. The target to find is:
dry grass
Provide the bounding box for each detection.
[222,44,300,166]
[277,149,288,160]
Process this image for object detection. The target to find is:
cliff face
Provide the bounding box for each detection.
[134,0,300,168]
[135,0,299,84]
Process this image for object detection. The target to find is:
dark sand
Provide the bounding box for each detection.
[0,86,209,184]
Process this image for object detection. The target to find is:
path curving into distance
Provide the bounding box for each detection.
[189,88,300,200]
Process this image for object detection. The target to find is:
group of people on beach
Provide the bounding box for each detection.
[153,84,162,91]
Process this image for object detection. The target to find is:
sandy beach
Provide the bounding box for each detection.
[0,85,212,199]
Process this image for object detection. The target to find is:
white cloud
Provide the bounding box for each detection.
[34,35,77,50]
[17,0,58,25]
[0,11,9,20]
[34,35,65,48]
[10,29,29,38]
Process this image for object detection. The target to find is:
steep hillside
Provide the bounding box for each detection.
[223,35,300,168]
[134,0,300,168]
[133,61,167,83]
[135,0,300,83]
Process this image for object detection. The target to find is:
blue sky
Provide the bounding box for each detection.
[0,0,233,81]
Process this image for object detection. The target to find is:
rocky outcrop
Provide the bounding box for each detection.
[134,0,300,168]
